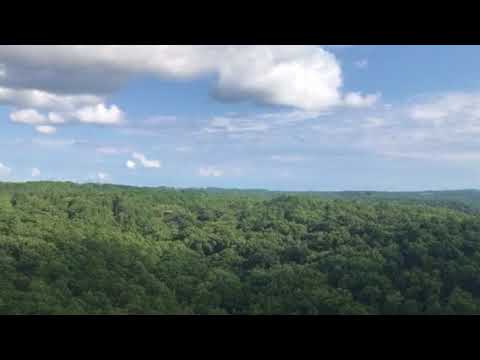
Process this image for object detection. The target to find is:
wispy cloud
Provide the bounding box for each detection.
[175,146,192,152]
[271,155,305,163]
[96,146,131,155]
[354,59,368,69]
[198,166,224,177]
[204,116,270,134]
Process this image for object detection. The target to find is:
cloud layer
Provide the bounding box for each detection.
[0,45,377,115]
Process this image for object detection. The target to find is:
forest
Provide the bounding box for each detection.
[1,181,480,314]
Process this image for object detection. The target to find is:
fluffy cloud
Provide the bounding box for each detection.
[35,125,56,135]
[10,103,124,129]
[31,167,41,177]
[126,160,136,169]
[0,45,376,112]
[0,86,102,111]
[10,109,46,124]
[131,152,161,168]
[0,162,11,177]
[74,104,124,125]
[198,166,224,177]
[212,46,344,110]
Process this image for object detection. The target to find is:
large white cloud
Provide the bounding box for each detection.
[212,46,343,110]
[0,45,377,112]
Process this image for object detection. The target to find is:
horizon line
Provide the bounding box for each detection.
[1,180,479,194]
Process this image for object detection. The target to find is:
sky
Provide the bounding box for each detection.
[2,45,480,191]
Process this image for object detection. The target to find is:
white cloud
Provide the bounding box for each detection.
[407,93,480,125]
[317,91,480,164]
[198,166,224,177]
[261,110,329,124]
[31,167,41,177]
[354,59,368,69]
[363,117,385,128]
[381,150,480,162]
[31,138,78,147]
[97,172,110,182]
[74,103,124,125]
[48,112,65,124]
[343,92,380,108]
[205,116,270,134]
[10,109,46,124]
[410,106,448,121]
[212,46,344,111]
[132,152,161,168]
[10,105,124,129]
[0,86,102,111]
[0,45,376,112]
[126,160,136,169]
[35,125,57,135]
[0,162,11,177]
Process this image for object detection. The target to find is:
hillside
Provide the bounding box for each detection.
[199,187,480,212]
[1,181,480,314]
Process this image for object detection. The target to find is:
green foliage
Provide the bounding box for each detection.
[1,181,480,314]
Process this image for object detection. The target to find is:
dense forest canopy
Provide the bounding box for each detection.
[1,181,480,314]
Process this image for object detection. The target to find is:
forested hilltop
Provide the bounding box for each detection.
[2,181,480,314]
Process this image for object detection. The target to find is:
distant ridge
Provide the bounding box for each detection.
[2,181,480,212]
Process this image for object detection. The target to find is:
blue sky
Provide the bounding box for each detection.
[2,45,480,191]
